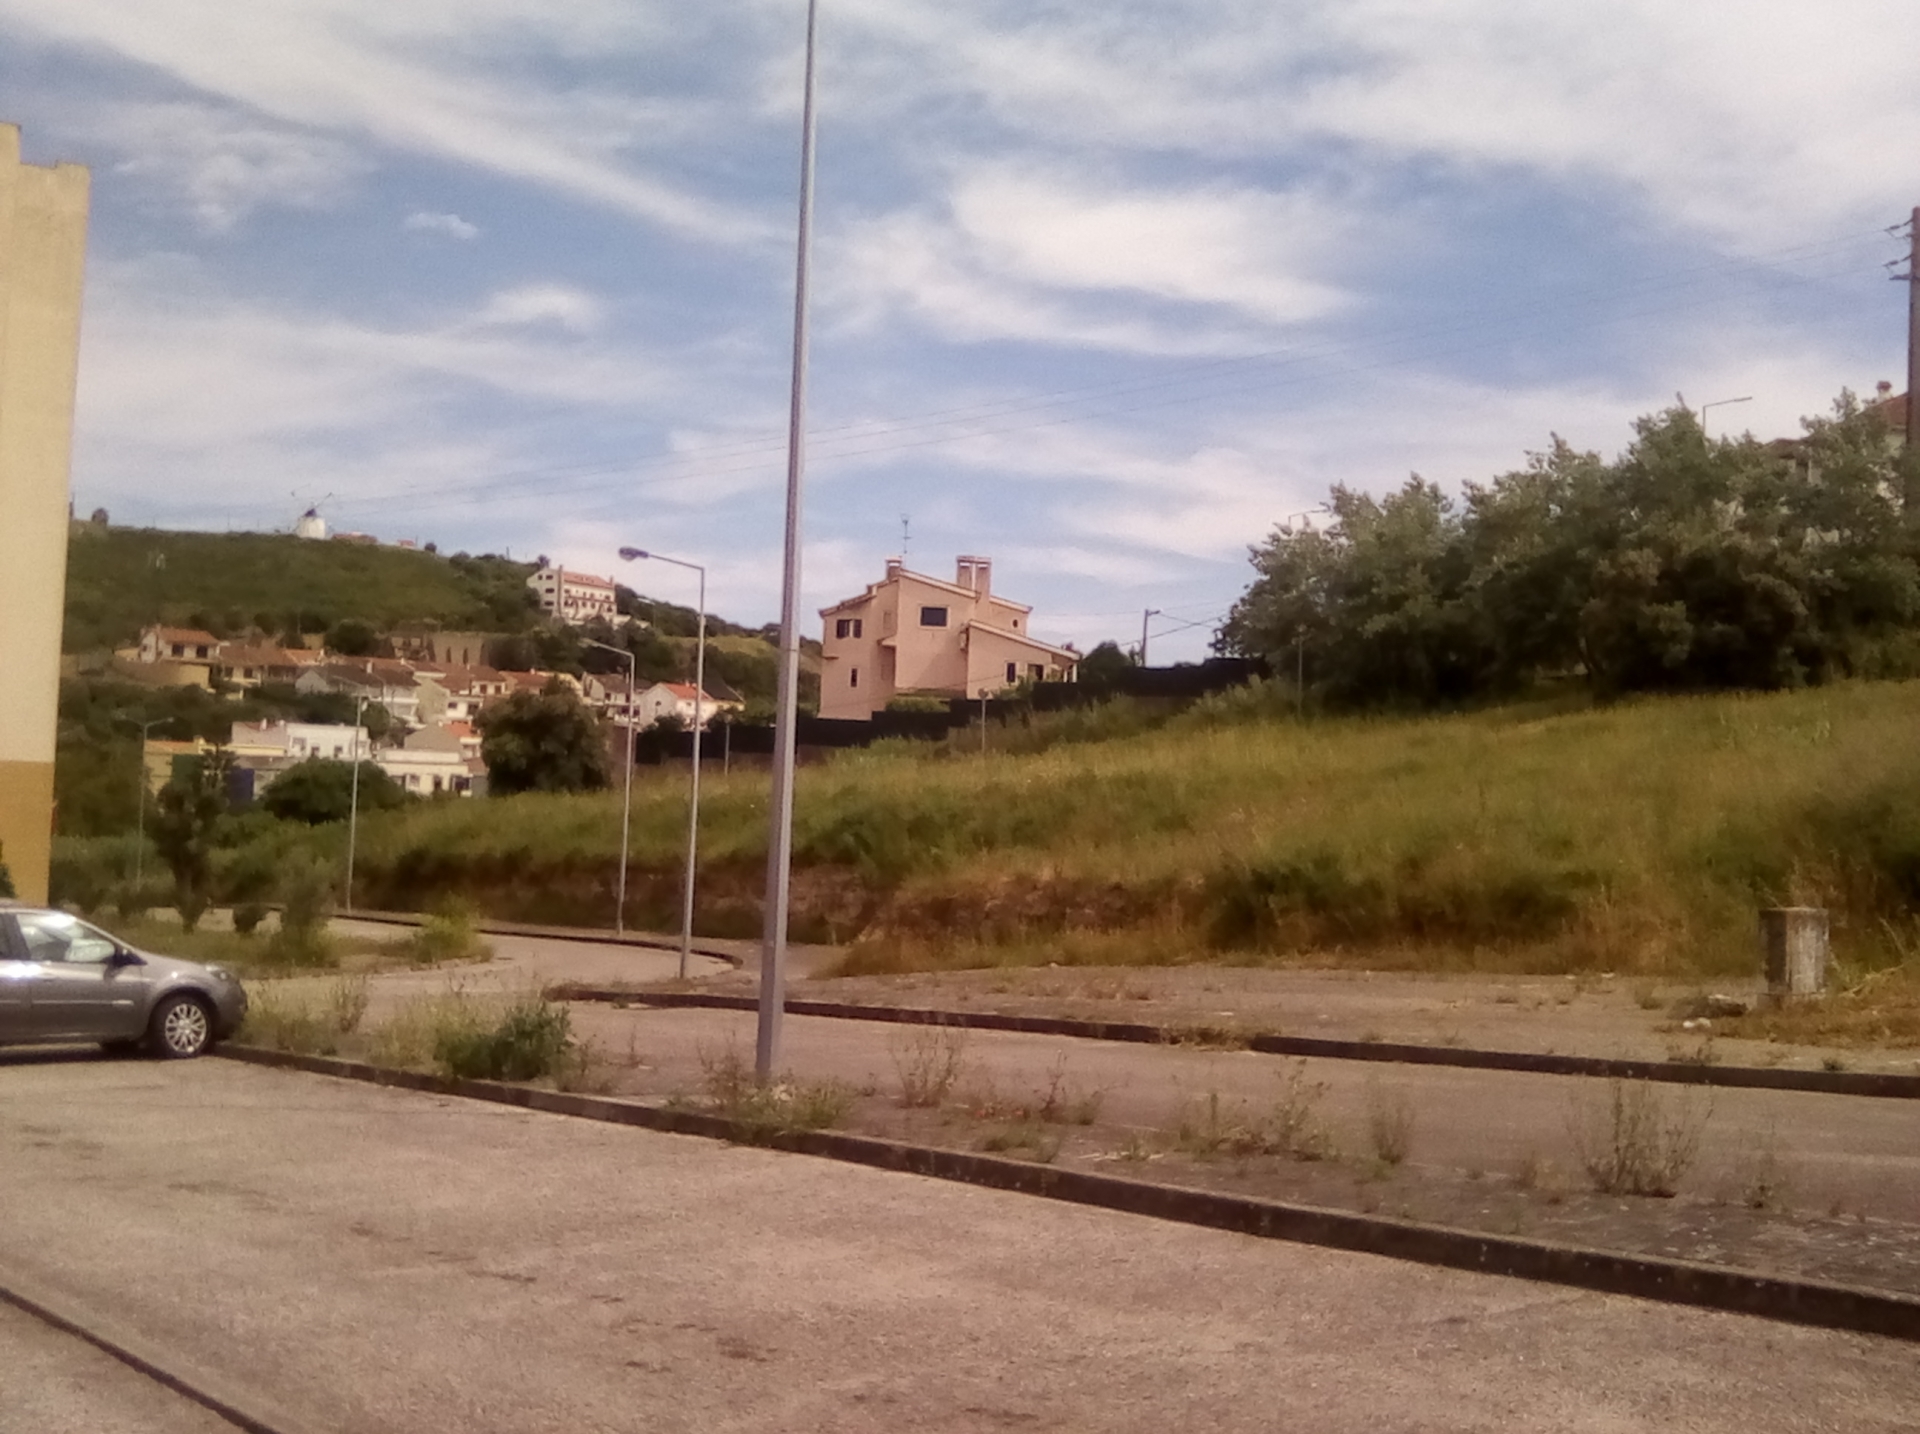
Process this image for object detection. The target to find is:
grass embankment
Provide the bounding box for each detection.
[258,679,1920,979]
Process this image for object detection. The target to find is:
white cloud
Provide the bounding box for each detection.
[82,101,369,231]
[834,168,1351,354]
[0,0,773,244]
[471,283,605,335]
[404,210,480,241]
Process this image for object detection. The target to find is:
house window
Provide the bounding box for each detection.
[920,606,948,627]
[1013,619,1020,629]
[1030,664,1044,680]
[836,617,864,639]
[1006,662,1018,683]
[853,618,863,637]
[850,667,860,689]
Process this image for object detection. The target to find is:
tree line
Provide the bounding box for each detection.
[1219,393,1920,708]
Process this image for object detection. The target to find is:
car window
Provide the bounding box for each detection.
[15,912,120,965]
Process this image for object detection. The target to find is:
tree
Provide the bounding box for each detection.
[151,746,232,930]
[328,618,380,656]
[1076,641,1134,697]
[1220,393,1920,711]
[0,845,15,899]
[477,678,611,795]
[260,758,410,825]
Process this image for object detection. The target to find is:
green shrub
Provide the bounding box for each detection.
[232,901,270,935]
[263,856,338,968]
[406,899,490,965]
[434,998,572,1081]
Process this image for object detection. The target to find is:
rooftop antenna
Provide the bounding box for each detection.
[900,514,912,562]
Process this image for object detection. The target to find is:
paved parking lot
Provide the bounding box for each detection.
[3,1055,1918,1433]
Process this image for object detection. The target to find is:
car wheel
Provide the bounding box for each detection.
[148,995,214,1059]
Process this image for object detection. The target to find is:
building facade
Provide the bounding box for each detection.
[526,565,619,626]
[817,556,1077,721]
[0,126,88,901]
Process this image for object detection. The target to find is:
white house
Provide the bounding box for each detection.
[230,721,373,763]
[136,626,222,664]
[526,565,619,626]
[630,681,736,730]
[376,746,477,797]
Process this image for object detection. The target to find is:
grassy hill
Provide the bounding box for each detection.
[62,525,540,652]
[69,677,1920,978]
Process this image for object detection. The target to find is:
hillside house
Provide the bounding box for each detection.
[630,681,735,730]
[136,626,221,664]
[817,556,1077,720]
[527,565,619,626]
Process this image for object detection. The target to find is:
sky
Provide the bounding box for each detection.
[4,1,1918,661]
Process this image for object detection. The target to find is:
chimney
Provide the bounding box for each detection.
[885,557,904,581]
[956,555,991,597]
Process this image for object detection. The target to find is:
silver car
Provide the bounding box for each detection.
[0,902,248,1058]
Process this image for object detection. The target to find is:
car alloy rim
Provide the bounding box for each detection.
[164,1001,209,1054]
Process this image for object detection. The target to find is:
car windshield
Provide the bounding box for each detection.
[16,911,120,965]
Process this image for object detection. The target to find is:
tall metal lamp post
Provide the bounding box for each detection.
[345,695,368,914]
[581,637,638,935]
[116,716,166,889]
[617,547,707,978]
[1700,395,1753,437]
[757,0,822,1079]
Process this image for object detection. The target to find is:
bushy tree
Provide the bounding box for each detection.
[1221,394,1920,709]
[151,746,233,930]
[260,758,410,825]
[477,678,611,795]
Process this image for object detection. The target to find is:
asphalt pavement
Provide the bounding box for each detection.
[3,1056,1917,1432]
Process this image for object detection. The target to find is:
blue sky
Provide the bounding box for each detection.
[4,1,1917,660]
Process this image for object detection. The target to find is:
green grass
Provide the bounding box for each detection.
[65,678,1920,978]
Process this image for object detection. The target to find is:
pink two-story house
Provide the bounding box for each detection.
[818,556,1077,720]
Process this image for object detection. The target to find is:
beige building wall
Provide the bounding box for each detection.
[0,126,90,902]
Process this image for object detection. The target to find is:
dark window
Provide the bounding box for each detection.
[1006,662,1017,683]
[853,619,863,637]
[1013,618,1020,629]
[920,606,948,627]
[835,618,852,639]
[850,667,860,689]
[1030,664,1044,680]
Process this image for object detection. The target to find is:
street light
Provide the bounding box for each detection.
[755,0,821,1079]
[345,695,367,914]
[580,636,637,935]
[115,716,166,889]
[1700,395,1753,437]
[618,547,707,979]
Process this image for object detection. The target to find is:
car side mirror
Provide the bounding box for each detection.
[108,948,145,968]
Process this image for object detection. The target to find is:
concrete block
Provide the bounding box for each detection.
[1760,907,1828,1003]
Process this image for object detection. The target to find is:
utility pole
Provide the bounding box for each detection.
[1908,206,1919,452]
[1139,608,1160,666]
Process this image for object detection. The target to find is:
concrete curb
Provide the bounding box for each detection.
[220,1045,1920,1344]
[0,1272,322,1434]
[544,987,1920,1100]
[340,910,745,968]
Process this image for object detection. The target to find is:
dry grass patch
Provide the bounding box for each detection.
[1720,963,1920,1048]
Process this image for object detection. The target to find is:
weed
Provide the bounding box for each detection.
[963,1056,1104,1126]
[979,1121,1062,1163]
[364,988,490,1070]
[694,1040,855,1139]
[1363,1080,1416,1167]
[1633,983,1664,1011]
[1161,1022,1250,1051]
[1172,1063,1332,1162]
[435,997,573,1082]
[1513,1149,1571,1202]
[1736,1124,1793,1212]
[406,898,492,966]
[890,1024,970,1108]
[1270,1061,1335,1160]
[324,975,369,1036]
[239,983,336,1054]
[1568,1078,1712,1198]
